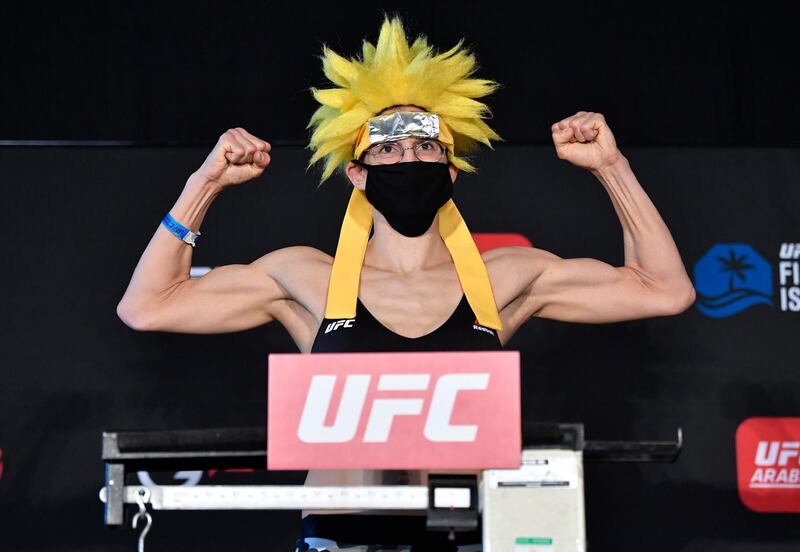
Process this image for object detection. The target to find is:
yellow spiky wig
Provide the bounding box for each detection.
[306,15,505,331]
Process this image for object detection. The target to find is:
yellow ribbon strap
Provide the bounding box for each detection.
[325,188,373,319]
[438,199,503,331]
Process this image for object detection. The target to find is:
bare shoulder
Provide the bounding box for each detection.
[251,245,332,273]
[482,245,557,263]
[251,245,333,315]
[482,246,557,310]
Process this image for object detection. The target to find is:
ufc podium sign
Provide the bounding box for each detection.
[267,351,521,470]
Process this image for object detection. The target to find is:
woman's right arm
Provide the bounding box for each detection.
[116,127,303,334]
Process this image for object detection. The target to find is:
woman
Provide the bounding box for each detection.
[117,16,695,552]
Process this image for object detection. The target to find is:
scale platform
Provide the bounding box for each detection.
[99,423,682,551]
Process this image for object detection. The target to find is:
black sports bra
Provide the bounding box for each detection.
[310,293,503,353]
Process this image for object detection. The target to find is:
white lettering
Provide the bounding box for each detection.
[778,261,799,286]
[750,468,800,487]
[364,399,425,442]
[473,324,494,335]
[778,442,800,466]
[755,441,780,466]
[324,319,355,334]
[363,374,430,442]
[424,373,490,442]
[778,243,800,260]
[780,286,800,311]
[297,374,370,443]
[756,441,800,466]
[296,373,491,444]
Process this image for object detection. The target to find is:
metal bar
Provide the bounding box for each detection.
[583,428,683,463]
[104,463,126,526]
[102,429,267,470]
[522,423,584,451]
[100,485,430,511]
[101,425,684,473]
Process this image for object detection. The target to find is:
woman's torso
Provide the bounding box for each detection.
[298,259,504,518]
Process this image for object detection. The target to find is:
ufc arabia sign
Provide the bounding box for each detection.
[736,417,800,512]
[267,351,521,470]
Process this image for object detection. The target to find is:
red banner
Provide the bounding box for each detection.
[736,417,800,513]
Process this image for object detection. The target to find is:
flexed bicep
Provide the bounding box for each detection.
[527,254,685,323]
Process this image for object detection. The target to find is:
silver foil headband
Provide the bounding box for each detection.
[367,111,440,144]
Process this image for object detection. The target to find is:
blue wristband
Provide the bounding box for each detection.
[161,212,201,247]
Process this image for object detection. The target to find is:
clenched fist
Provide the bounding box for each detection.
[195,127,271,189]
[551,112,622,171]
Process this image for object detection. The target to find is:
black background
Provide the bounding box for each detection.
[2,2,798,147]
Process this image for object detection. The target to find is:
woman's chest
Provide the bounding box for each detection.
[357,270,465,338]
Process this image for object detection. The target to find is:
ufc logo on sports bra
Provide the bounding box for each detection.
[297,373,488,443]
[325,319,354,333]
[267,351,521,470]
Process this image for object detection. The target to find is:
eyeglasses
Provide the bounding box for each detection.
[363,139,447,164]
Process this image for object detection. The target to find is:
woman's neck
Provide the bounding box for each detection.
[363,212,451,274]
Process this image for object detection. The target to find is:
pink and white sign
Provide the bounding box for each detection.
[267,351,521,470]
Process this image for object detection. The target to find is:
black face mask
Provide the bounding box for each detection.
[363,161,454,237]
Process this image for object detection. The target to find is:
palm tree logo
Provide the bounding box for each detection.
[716,248,755,292]
[694,243,773,318]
